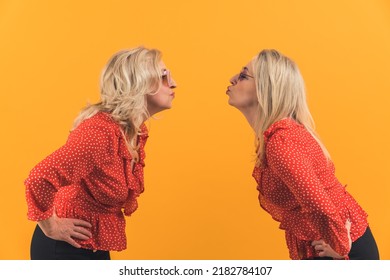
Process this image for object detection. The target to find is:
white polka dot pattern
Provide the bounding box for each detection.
[25,112,148,251]
[252,118,368,259]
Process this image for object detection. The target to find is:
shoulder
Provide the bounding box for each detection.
[263,119,319,169]
[74,112,121,135]
[69,112,121,147]
[263,119,314,170]
[264,119,308,151]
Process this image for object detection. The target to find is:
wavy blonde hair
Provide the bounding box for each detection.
[72,47,163,162]
[251,49,330,166]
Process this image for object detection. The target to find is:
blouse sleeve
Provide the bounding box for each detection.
[24,124,114,221]
[266,132,350,256]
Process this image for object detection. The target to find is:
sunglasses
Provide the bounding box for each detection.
[237,68,254,81]
[161,69,175,88]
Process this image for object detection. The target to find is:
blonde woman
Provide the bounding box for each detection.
[25,47,176,259]
[226,49,379,260]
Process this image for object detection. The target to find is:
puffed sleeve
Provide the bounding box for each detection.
[25,124,114,221]
[266,131,350,257]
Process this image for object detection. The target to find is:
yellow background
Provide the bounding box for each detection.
[0,0,389,260]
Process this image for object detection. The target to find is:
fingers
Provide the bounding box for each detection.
[345,219,351,231]
[43,216,93,248]
[311,240,328,256]
[62,224,92,247]
[311,240,344,259]
[345,219,352,250]
[72,219,92,228]
[66,219,93,243]
[73,226,93,239]
[65,236,82,248]
[311,240,325,246]
[314,244,325,251]
[62,222,92,247]
[71,231,91,241]
[317,251,327,257]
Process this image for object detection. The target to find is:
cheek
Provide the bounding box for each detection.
[147,90,170,106]
[248,89,258,105]
[147,94,162,106]
[237,87,257,106]
[246,84,258,102]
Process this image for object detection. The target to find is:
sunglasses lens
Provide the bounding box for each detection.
[162,70,172,87]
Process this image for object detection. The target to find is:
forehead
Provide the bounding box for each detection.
[158,60,166,69]
[244,61,253,72]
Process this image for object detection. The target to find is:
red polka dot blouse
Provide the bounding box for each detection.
[252,118,368,259]
[25,112,148,251]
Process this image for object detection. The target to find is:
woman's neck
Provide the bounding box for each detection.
[240,106,259,132]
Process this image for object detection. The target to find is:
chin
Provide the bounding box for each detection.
[157,104,172,113]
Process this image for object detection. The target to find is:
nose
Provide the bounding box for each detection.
[229,74,238,85]
[170,78,177,89]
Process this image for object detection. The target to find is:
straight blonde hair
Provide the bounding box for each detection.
[72,47,163,162]
[252,49,330,166]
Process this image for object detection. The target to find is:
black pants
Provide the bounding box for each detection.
[30,225,110,260]
[313,226,380,260]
